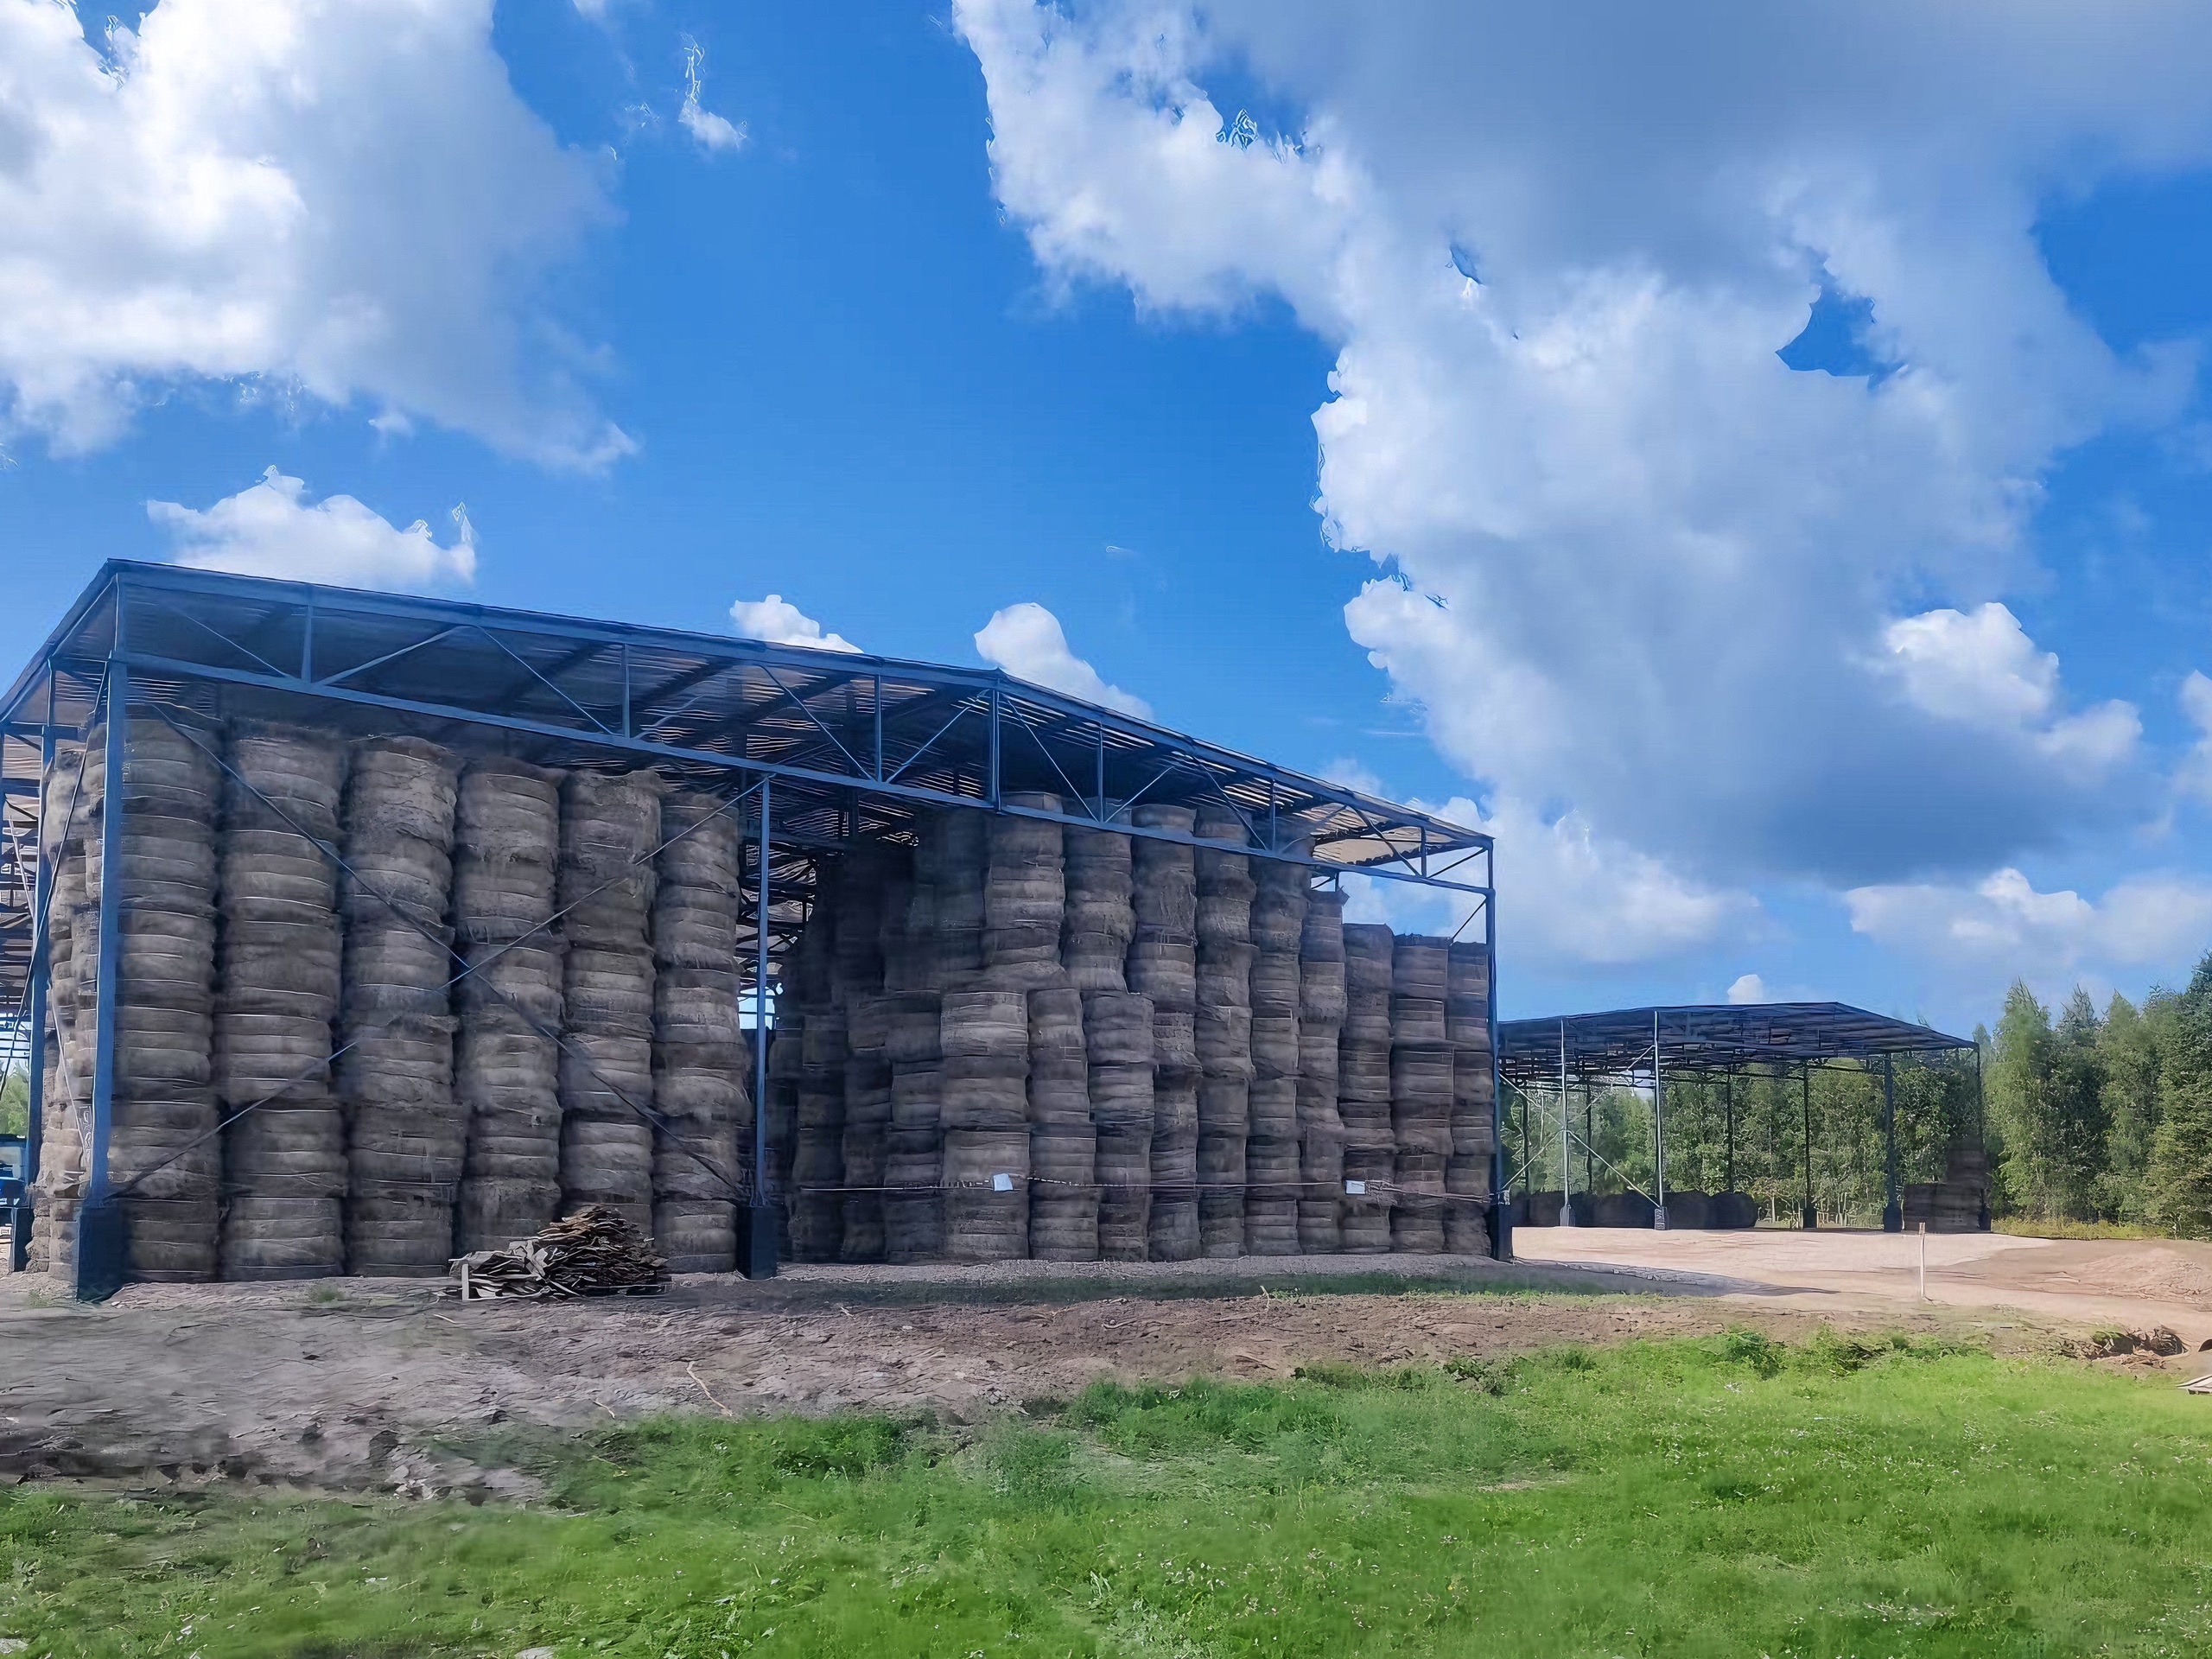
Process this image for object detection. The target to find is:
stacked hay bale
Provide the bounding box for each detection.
[931,809,988,990]
[1296,887,1347,1254]
[1389,935,1451,1254]
[786,905,845,1260]
[940,989,1028,1260]
[1062,826,1134,994]
[555,770,663,1236]
[29,745,90,1281]
[882,988,944,1262]
[1027,987,1097,1259]
[837,849,901,1262]
[1245,846,1306,1255]
[215,722,347,1280]
[1338,923,1395,1253]
[1192,804,1255,1257]
[1084,988,1153,1259]
[1444,941,1495,1255]
[339,736,462,1275]
[450,758,565,1254]
[651,789,749,1271]
[1128,805,1199,1261]
[983,792,1065,991]
[82,714,224,1282]
[763,1006,804,1254]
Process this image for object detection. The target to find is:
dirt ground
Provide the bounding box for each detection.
[3,1232,2207,1499]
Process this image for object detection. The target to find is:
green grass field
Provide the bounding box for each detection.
[4,1329,2208,1656]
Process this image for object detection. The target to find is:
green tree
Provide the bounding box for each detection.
[2049,988,2111,1217]
[0,1060,25,1140]
[2151,952,2212,1236]
[2099,992,2168,1223]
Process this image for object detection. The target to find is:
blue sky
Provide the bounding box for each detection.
[8,0,2212,1033]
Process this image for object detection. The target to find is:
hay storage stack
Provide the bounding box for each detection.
[1338,923,1395,1253]
[1128,805,1199,1261]
[1027,987,1098,1260]
[835,849,899,1262]
[651,789,749,1271]
[1444,941,1494,1255]
[339,736,462,1275]
[1245,845,1306,1255]
[940,989,1029,1261]
[29,745,89,1281]
[450,759,565,1254]
[555,770,663,1237]
[215,723,347,1280]
[1389,935,1451,1254]
[982,791,1067,994]
[79,715,225,1282]
[1084,988,1153,1259]
[1296,887,1347,1254]
[882,989,944,1262]
[786,905,845,1260]
[1192,804,1255,1258]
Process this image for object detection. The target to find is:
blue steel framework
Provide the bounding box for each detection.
[1496,1003,1983,1233]
[3,562,1502,1292]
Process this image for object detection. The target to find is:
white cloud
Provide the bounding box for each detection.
[0,0,630,468]
[957,0,2212,889]
[1341,788,1756,969]
[729,595,861,654]
[2177,671,2212,803]
[975,602,1152,718]
[1880,602,2138,779]
[679,38,746,155]
[1726,973,1769,1005]
[1846,867,2212,988]
[149,467,476,590]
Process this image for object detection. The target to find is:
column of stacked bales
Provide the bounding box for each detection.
[1027,986,1096,1259]
[1296,887,1347,1253]
[1338,923,1394,1252]
[1445,941,1495,1253]
[452,759,565,1253]
[1065,827,1138,1258]
[556,771,663,1236]
[340,737,463,1275]
[1389,935,1451,1253]
[1192,804,1254,1257]
[786,905,843,1260]
[763,1001,804,1256]
[836,849,899,1262]
[1129,805,1199,1261]
[651,790,750,1272]
[216,723,347,1279]
[1246,842,1306,1255]
[941,989,1028,1260]
[28,745,87,1282]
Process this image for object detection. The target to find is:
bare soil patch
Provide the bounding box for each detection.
[0,1247,2095,1500]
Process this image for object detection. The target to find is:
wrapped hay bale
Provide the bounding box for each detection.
[1027,988,1096,1261]
[883,991,944,1262]
[647,789,747,1272]
[1062,826,1135,993]
[922,809,988,988]
[1127,804,1196,1014]
[982,793,1065,991]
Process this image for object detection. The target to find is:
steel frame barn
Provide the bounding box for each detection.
[1498,1003,1982,1233]
[1,562,1500,1294]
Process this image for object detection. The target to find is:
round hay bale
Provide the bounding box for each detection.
[1198,1191,1244,1257]
[561,1115,653,1205]
[219,1194,345,1280]
[1249,953,1300,1018]
[1442,1198,1491,1256]
[1147,1196,1198,1261]
[1249,1076,1298,1141]
[346,1192,456,1276]
[1391,996,1447,1046]
[565,945,654,1035]
[1390,936,1450,1000]
[458,939,564,1025]
[1081,989,1154,1065]
[122,1195,219,1281]
[1250,1014,1299,1081]
[1197,1074,1249,1136]
[941,990,1028,1058]
[1344,925,1394,995]
[1152,1008,1196,1069]
[1195,1005,1254,1077]
[891,1059,943,1129]
[1300,957,1347,1027]
[113,1005,213,1090]
[1243,1197,1300,1255]
[213,1012,333,1103]
[1030,1121,1097,1184]
[1126,940,1195,1011]
[1297,1198,1341,1254]
[1030,1189,1101,1262]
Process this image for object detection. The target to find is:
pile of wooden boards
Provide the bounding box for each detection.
[445,1204,670,1300]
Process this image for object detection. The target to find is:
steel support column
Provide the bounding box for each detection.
[1800,1065,1817,1230]
[1881,1053,1902,1233]
[1650,1007,1669,1230]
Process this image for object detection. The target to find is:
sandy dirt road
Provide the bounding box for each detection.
[2,1234,2202,1497]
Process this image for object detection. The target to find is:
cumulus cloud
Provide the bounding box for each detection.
[0,0,630,468]
[1340,788,1756,969]
[957,0,2212,892]
[729,595,861,654]
[149,467,476,590]
[975,602,1153,718]
[2177,671,2212,804]
[678,39,747,154]
[1846,868,2212,989]
[1726,973,1769,1005]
